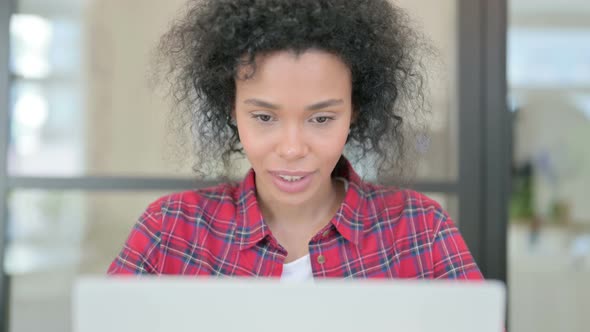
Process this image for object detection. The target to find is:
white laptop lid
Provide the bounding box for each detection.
[73,277,505,332]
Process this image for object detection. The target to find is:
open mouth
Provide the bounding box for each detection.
[277,175,305,182]
[269,171,315,193]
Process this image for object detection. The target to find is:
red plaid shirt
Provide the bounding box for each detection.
[108,159,483,279]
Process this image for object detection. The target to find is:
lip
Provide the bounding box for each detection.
[268,170,315,194]
[269,170,315,177]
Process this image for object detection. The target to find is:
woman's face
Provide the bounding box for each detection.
[234,50,353,206]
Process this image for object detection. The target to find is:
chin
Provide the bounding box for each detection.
[271,183,318,206]
[274,195,314,208]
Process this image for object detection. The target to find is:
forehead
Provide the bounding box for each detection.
[235,50,352,101]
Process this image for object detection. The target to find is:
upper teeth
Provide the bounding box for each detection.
[279,175,304,182]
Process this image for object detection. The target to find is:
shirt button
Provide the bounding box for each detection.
[322,230,330,238]
[317,255,326,264]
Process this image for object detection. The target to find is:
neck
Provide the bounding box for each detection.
[257,177,345,230]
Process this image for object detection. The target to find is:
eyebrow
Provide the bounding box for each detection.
[243,98,344,111]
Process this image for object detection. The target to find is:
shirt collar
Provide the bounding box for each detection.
[234,157,369,251]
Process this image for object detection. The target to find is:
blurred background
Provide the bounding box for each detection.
[0,0,588,331]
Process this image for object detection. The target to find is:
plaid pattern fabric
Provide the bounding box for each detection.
[108,159,483,280]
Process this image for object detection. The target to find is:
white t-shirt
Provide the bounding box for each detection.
[280,177,349,282]
[281,254,313,281]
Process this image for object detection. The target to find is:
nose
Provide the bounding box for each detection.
[276,124,308,160]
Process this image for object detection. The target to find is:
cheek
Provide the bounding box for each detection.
[236,121,270,161]
[313,126,349,151]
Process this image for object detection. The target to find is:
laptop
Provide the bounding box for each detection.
[73,277,505,332]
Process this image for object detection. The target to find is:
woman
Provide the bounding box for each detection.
[108,0,483,280]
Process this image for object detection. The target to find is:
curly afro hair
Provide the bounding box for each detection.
[155,0,432,181]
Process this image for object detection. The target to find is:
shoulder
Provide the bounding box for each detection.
[143,181,241,225]
[109,182,243,274]
[358,181,449,234]
[360,181,446,216]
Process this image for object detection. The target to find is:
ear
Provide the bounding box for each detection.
[230,108,237,123]
[350,108,359,125]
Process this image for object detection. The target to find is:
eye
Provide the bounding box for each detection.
[253,114,273,123]
[311,116,333,124]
